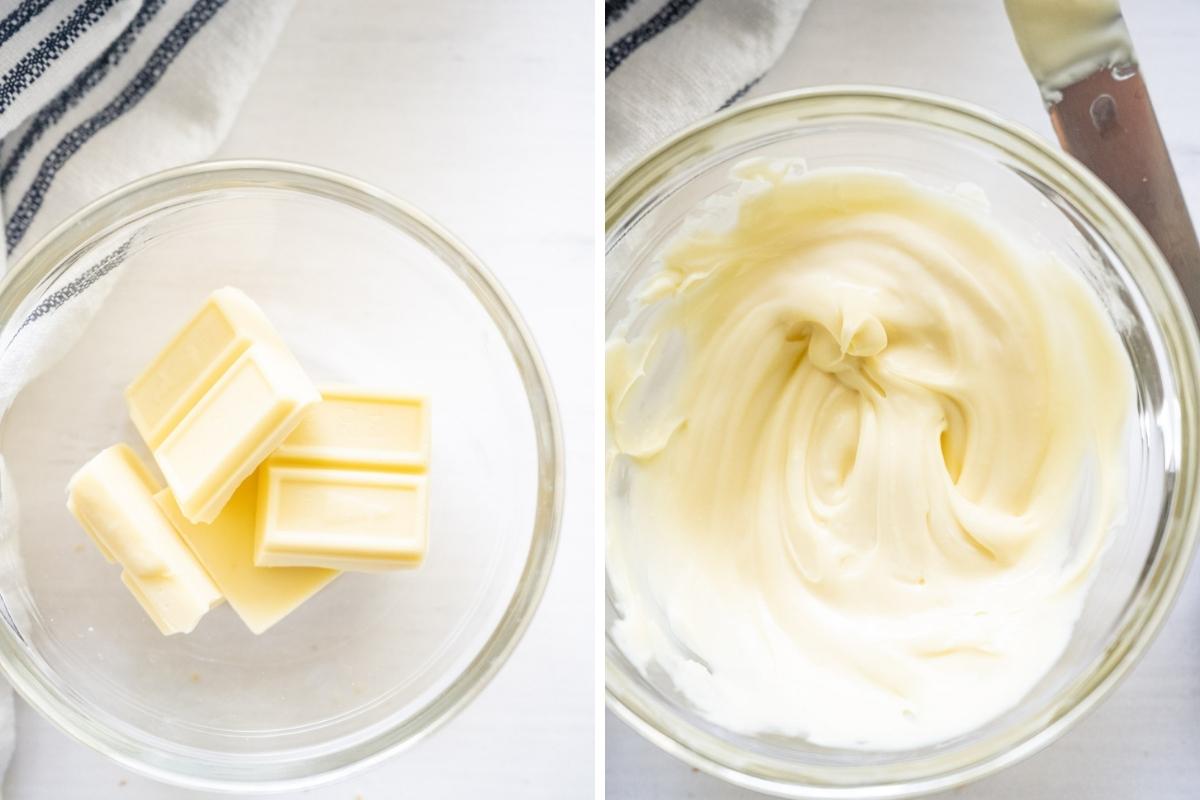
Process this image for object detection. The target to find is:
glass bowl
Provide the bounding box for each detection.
[605,87,1200,798]
[0,160,562,791]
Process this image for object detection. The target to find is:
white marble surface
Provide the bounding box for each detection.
[1,0,595,797]
[606,0,1200,798]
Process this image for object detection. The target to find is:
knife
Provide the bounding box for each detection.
[1004,0,1200,316]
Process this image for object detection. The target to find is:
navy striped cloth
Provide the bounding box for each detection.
[0,0,293,772]
[0,0,293,259]
[605,0,812,180]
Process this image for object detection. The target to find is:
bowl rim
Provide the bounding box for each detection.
[0,158,565,792]
[604,84,1200,799]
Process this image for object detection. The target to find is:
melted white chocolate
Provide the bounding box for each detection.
[606,164,1133,749]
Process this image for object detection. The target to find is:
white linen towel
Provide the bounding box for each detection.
[0,0,294,783]
[605,0,812,180]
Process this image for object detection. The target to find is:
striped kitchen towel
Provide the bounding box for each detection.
[605,0,812,180]
[0,0,294,258]
[0,0,294,779]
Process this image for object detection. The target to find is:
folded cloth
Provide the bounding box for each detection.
[605,0,812,180]
[0,0,294,779]
[0,0,295,257]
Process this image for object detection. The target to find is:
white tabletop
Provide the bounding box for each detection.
[0,0,595,797]
[606,0,1200,798]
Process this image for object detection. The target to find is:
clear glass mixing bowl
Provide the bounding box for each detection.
[605,87,1200,798]
[0,160,562,791]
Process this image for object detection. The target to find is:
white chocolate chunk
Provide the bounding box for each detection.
[67,444,222,635]
[126,288,319,524]
[155,479,338,635]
